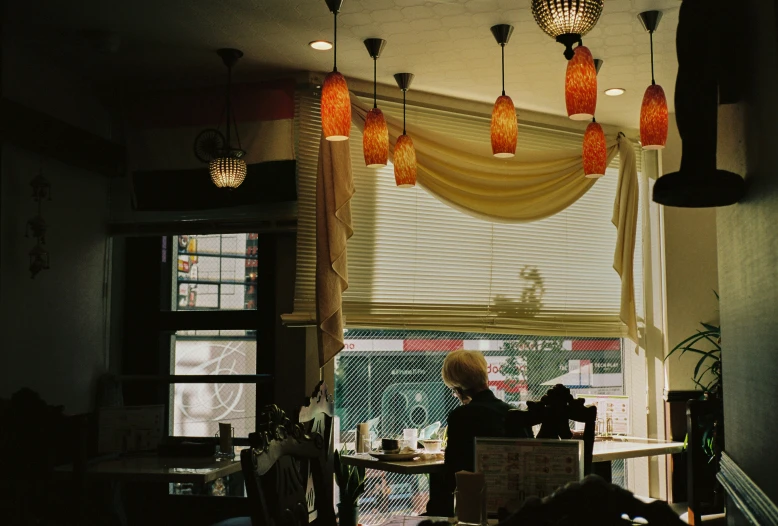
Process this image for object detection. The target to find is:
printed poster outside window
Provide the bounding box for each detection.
[475,438,583,515]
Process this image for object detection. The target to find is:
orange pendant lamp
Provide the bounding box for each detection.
[638,10,668,150]
[582,58,606,178]
[583,119,607,178]
[393,73,416,188]
[565,45,597,120]
[490,24,517,158]
[321,0,350,141]
[362,38,389,167]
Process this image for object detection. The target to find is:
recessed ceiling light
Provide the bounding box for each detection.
[309,40,333,51]
[604,88,626,97]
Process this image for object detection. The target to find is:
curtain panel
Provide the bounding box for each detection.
[291,93,640,365]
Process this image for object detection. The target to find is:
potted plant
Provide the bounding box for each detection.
[334,448,366,526]
[665,292,722,460]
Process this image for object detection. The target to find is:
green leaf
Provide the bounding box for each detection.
[694,350,721,380]
[700,322,720,333]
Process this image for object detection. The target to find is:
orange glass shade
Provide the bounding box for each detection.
[393,134,416,187]
[565,45,597,121]
[321,71,351,141]
[583,121,607,178]
[491,95,518,158]
[363,108,389,167]
[640,84,668,150]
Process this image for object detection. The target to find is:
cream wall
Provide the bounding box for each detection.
[660,113,721,392]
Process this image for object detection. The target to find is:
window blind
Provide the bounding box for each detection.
[292,91,641,337]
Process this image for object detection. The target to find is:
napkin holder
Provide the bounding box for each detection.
[455,471,487,525]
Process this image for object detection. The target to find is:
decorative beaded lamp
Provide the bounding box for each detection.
[531,0,604,60]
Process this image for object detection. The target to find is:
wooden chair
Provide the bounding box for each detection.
[505,384,597,475]
[684,399,726,525]
[298,382,335,524]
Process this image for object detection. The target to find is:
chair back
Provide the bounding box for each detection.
[243,405,334,526]
[505,384,597,475]
[298,382,335,523]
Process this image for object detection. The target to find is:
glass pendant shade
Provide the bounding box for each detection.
[583,121,607,178]
[640,83,668,150]
[210,157,247,188]
[531,0,603,59]
[491,95,518,158]
[393,134,417,187]
[565,45,597,120]
[321,71,351,141]
[363,108,389,167]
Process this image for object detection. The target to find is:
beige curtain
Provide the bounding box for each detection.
[612,137,639,342]
[316,134,354,366]
[349,94,639,340]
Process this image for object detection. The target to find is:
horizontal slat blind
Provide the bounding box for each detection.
[293,91,639,337]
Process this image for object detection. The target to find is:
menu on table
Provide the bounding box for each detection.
[98,405,165,454]
[576,395,630,436]
[474,438,583,515]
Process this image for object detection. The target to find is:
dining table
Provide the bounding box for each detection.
[55,453,243,484]
[340,436,685,477]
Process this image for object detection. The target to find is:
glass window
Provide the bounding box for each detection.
[170,330,257,438]
[334,329,627,525]
[173,233,259,311]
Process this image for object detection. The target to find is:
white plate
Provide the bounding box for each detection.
[368,451,421,461]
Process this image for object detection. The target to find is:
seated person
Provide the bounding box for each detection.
[425,350,532,517]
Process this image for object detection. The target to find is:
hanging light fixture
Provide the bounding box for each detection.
[321,0,351,141]
[565,44,597,120]
[531,0,604,60]
[582,57,606,178]
[393,73,416,188]
[362,38,388,167]
[490,24,517,158]
[209,49,247,189]
[638,10,668,150]
[583,119,607,178]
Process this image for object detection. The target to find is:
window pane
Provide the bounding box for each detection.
[173,233,258,310]
[334,330,626,524]
[171,332,257,437]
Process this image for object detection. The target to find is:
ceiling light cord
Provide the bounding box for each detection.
[333,11,338,72]
[403,89,407,135]
[373,57,378,108]
[650,30,655,85]
[501,43,506,96]
[225,63,232,147]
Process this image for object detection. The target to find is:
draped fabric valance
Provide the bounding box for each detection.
[350,96,620,223]
[291,92,640,365]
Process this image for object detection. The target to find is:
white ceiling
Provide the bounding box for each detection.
[9,0,681,128]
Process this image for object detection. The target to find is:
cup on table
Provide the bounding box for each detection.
[403,428,419,450]
[420,439,442,453]
[381,438,400,453]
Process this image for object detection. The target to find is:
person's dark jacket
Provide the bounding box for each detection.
[425,389,533,517]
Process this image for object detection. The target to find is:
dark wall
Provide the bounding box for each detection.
[716,1,778,523]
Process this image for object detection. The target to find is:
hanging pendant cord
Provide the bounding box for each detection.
[501,43,506,96]
[225,63,232,147]
[403,90,407,135]
[373,58,378,108]
[650,30,655,85]
[333,11,338,72]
